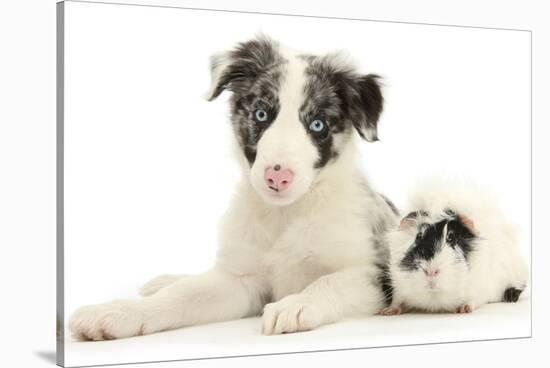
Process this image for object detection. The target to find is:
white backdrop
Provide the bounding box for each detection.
[62,0,531,365]
[4,0,550,368]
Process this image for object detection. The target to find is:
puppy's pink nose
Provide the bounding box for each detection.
[264,165,294,192]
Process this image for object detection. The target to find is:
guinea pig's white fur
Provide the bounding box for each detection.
[383,180,529,314]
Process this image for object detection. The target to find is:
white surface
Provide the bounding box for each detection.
[60,1,532,366]
[66,300,531,367]
[3,1,550,368]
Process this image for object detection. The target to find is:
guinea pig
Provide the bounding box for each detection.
[380,182,529,315]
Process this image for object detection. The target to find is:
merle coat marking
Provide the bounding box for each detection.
[69,35,397,339]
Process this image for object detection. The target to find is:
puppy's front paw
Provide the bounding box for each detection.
[261,295,323,335]
[69,300,147,341]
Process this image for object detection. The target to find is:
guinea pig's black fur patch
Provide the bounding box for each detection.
[503,287,524,303]
[399,214,477,271]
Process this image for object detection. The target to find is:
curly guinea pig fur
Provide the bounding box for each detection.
[380,181,529,315]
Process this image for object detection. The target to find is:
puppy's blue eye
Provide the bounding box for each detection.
[254,109,268,122]
[309,119,325,133]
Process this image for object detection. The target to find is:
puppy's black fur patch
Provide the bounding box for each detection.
[353,75,384,141]
[208,36,285,100]
[301,55,384,168]
[375,263,394,307]
[208,36,384,168]
[208,36,286,165]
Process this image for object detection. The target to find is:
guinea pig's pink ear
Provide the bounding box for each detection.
[399,211,419,230]
[457,214,479,236]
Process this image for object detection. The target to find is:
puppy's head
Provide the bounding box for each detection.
[207,35,383,206]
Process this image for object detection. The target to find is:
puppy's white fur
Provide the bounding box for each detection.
[69,143,395,339]
[248,49,317,206]
[69,44,396,340]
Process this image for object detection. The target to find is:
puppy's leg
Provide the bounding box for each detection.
[139,274,189,297]
[70,268,265,341]
[262,267,384,335]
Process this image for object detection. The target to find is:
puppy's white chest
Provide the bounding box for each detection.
[263,217,371,300]
[262,215,342,299]
[265,242,331,300]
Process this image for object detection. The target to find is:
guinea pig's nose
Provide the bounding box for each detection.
[264,165,294,192]
[424,268,440,277]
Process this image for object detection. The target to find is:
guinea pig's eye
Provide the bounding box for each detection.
[446,232,455,244]
[309,119,326,133]
[415,232,422,242]
[254,109,269,122]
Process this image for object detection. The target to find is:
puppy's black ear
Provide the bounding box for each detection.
[351,74,384,142]
[205,52,233,101]
[205,35,280,101]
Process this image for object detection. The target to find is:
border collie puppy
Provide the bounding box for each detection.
[69,35,398,339]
